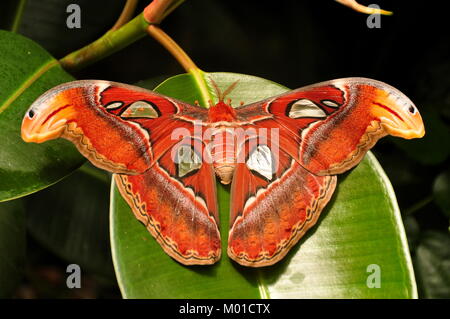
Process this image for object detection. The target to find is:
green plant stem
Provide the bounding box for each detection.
[146,25,211,107]
[58,0,209,106]
[10,0,27,32]
[59,0,185,72]
[111,0,139,31]
[59,14,148,71]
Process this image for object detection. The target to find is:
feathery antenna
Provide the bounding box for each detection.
[209,77,239,102]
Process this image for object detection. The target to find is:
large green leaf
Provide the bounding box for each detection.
[111,72,417,298]
[0,30,84,201]
[0,199,25,297]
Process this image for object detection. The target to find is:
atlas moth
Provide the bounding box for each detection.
[21,77,425,267]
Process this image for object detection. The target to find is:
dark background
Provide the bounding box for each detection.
[1,0,449,298]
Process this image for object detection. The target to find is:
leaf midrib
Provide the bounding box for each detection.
[0,58,58,115]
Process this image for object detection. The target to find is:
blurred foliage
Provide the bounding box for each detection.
[0,200,25,297]
[433,170,450,219]
[0,0,448,298]
[414,231,450,298]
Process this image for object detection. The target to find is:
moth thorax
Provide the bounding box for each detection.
[210,129,236,184]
